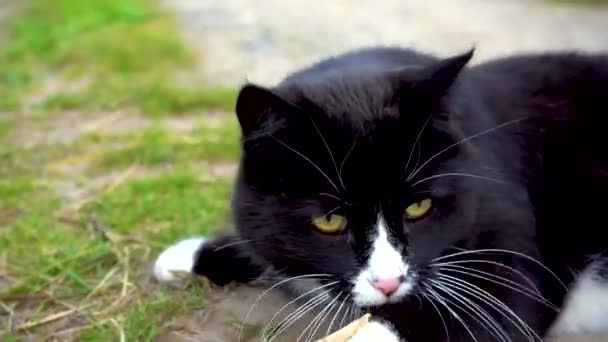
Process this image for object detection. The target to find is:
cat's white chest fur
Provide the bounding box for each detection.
[549,261,608,336]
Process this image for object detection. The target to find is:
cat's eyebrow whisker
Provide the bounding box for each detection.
[407,117,527,182]
[310,116,344,192]
[339,137,357,191]
[239,273,332,342]
[404,111,434,178]
[432,248,568,290]
[409,172,505,188]
[430,280,510,342]
[324,205,343,217]
[413,142,423,177]
[272,136,341,194]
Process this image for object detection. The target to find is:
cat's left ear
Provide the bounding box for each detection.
[235,83,298,136]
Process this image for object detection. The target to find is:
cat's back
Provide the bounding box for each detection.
[471,52,608,259]
[469,51,608,158]
[281,47,437,84]
[470,51,608,114]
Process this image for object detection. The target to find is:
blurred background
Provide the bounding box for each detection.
[1,0,607,340]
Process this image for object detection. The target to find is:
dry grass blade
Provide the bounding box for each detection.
[110,318,126,342]
[0,301,16,332]
[80,111,125,133]
[15,303,94,331]
[66,164,139,213]
[316,313,370,342]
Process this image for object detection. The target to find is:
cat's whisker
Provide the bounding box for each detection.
[414,293,423,310]
[319,192,341,201]
[432,264,559,311]
[352,306,363,321]
[407,118,527,182]
[272,136,341,194]
[339,137,357,191]
[436,277,536,342]
[271,292,333,342]
[404,112,434,178]
[410,172,505,188]
[430,280,510,342]
[338,303,352,329]
[326,293,350,336]
[304,291,343,342]
[310,116,344,191]
[432,259,541,294]
[413,143,422,178]
[437,274,542,342]
[422,293,451,342]
[297,302,327,342]
[212,239,257,252]
[239,273,332,342]
[425,287,480,342]
[346,304,360,326]
[266,289,332,342]
[432,248,568,290]
[325,205,343,217]
[262,280,340,337]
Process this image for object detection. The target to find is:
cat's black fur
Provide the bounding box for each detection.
[192,47,608,341]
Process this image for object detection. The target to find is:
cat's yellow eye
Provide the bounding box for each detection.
[404,198,433,220]
[312,214,347,233]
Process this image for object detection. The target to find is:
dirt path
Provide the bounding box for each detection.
[158,1,608,341]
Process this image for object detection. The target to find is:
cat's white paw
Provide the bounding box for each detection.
[153,237,206,282]
[348,321,400,342]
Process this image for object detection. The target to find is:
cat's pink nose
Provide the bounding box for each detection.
[371,276,404,296]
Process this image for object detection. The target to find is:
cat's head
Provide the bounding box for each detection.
[232,48,495,307]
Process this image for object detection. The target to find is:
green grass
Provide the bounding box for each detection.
[0,169,233,339]
[0,0,241,340]
[1,0,236,114]
[95,117,240,170]
[85,171,232,241]
[0,119,12,139]
[43,81,237,115]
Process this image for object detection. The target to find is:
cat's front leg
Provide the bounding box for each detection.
[348,320,401,342]
[153,234,263,285]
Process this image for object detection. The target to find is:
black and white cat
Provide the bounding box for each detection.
[154,47,608,341]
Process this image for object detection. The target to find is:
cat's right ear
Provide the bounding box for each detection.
[235,84,295,136]
[390,49,474,107]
